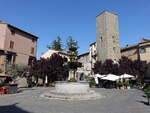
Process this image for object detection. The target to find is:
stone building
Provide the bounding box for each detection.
[89,42,97,70]
[121,38,150,62]
[77,11,121,75]
[77,52,91,75]
[78,38,150,76]
[0,21,38,73]
[96,11,121,62]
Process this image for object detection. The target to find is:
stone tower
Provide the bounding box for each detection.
[96,11,121,62]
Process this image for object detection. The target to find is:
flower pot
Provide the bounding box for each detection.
[91,86,96,88]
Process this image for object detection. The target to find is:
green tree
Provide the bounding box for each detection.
[47,36,63,51]
[66,36,78,55]
[66,36,81,80]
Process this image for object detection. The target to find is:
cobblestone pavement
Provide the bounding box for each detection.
[0,87,150,113]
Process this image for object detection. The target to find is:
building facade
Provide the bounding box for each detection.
[77,11,150,76]
[77,52,91,75]
[78,38,150,76]
[41,49,69,59]
[0,21,38,73]
[96,11,121,62]
[77,11,121,75]
[121,38,150,62]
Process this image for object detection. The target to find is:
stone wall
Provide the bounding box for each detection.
[77,53,91,75]
[96,11,121,62]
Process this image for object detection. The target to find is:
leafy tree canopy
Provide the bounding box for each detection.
[66,36,78,55]
[47,36,63,51]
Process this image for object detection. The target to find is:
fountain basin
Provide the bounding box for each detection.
[55,81,90,94]
[41,81,102,100]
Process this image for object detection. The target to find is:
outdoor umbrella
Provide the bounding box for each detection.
[119,73,134,79]
[94,74,105,78]
[101,74,120,81]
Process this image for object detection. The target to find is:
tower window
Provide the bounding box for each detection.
[112,36,115,43]
[100,36,103,42]
[113,47,116,53]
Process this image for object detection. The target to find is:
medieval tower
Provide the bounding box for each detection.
[96,11,121,62]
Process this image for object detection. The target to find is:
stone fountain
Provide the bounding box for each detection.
[41,40,102,100]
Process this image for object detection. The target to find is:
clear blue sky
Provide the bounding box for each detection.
[0,0,150,58]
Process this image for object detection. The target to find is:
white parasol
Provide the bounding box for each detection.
[101,74,120,81]
[119,73,134,79]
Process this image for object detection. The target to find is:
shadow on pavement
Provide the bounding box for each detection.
[137,100,150,106]
[141,95,147,98]
[0,103,34,113]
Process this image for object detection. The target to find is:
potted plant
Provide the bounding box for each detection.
[117,81,123,89]
[144,85,150,106]
[123,81,130,89]
[136,80,143,89]
[89,78,96,88]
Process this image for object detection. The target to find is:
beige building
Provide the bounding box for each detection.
[41,49,69,59]
[0,21,38,73]
[121,38,150,62]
